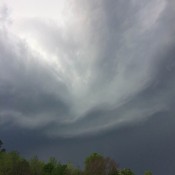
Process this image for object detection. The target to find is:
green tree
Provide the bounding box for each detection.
[104,157,118,175]
[66,163,81,175]
[16,159,31,175]
[84,153,118,175]
[85,153,105,175]
[43,157,67,175]
[119,168,135,175]
[54,163,67,175]
[10,151,22,175]
[0,151,22,175]
[0,151,10,175]
[144,170,153,175]
[29,156,44,175]
[43,162,54,175]
[0,141,154,175]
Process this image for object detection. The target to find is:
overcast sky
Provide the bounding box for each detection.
[0,0,175,174]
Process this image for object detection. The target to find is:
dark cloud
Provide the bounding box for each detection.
[0,0,174,135]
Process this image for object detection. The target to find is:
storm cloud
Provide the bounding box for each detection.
[0,0,175,137]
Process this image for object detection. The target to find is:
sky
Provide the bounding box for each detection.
[0,0,175,174]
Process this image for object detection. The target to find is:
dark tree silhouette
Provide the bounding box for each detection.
[0,140,3,148]
[0,139,6,152]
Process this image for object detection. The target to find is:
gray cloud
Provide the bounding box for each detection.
[0,0,175,138]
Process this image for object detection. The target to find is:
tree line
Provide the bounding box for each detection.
[0,139,152,175]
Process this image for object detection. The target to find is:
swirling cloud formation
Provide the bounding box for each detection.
[0,0,175,137]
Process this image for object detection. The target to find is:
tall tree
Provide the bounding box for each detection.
[84,153,118,175]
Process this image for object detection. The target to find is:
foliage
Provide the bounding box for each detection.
[0,151,30,175]
[29,156,44,175]
[119,168,135,175]
[84,153,119,175]
[144,170,153,175]
[66,163,82,175]
[0,139,153,175]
